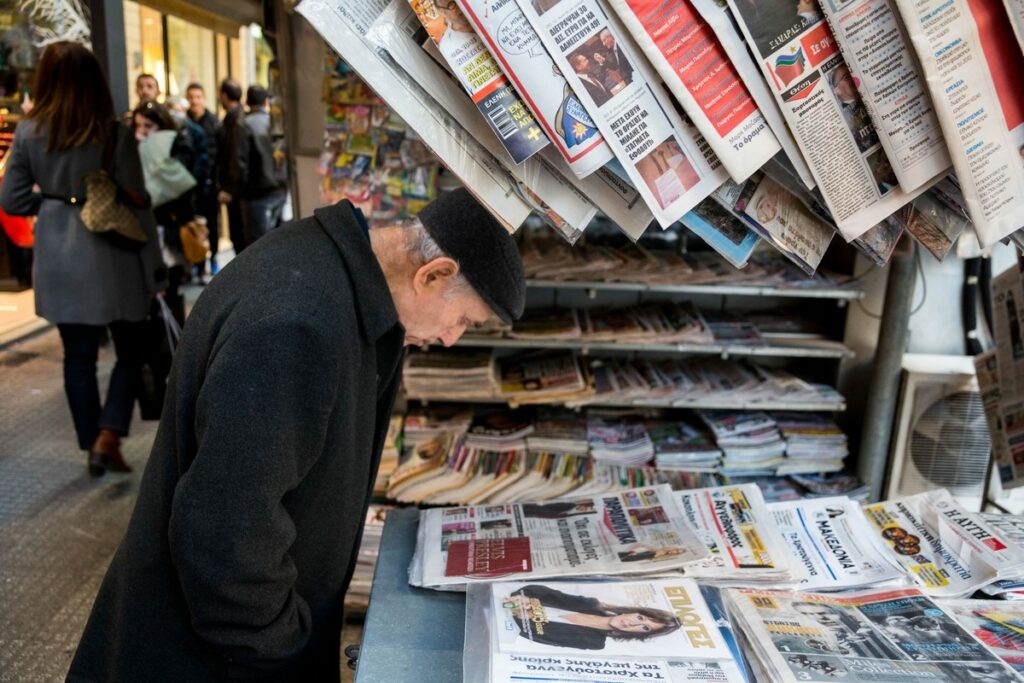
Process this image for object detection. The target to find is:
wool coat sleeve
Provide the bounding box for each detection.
[0,126,41,216]
[167,310,342,673]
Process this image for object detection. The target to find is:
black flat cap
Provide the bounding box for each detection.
[417,188,525,324]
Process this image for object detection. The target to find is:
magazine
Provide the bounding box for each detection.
[411,484,708,588]
[725,586,1023,682]
[942,599,1024,673]
[681,200,762,269]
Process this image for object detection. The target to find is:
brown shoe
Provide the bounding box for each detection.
[91,429,133,473]
[99,449,133,473]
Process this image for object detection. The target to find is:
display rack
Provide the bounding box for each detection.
[525,278,865,300]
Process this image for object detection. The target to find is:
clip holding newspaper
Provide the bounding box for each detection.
[410,484,708,589]
[514,0,729,229]
[605,0,782,184]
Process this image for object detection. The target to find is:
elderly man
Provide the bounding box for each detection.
[68,189,525,681]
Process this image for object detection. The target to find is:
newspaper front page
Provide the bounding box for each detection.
[515,0,729,228]
[768,496,905,591]
[893,0,1024,246]
[605,0,781,183]
[991,264,1024,488]
[942,599,1024,674]
[975,350,1024,491]
[414,484,708,588]
[725,586,1023,682]
[675,483,792,581]
[861,489,1024,597]
[296,0,533,229]
[819,0,952,193]
[469,578,745,683]
[979,513,1024,594]
[455,0,616,177]
[724,0,930,240]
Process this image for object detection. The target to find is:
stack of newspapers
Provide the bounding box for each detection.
[774,412,850,475]
[698,411,787,475]
[586,412,655,466]
[652,420,723,472]
[403,349,499,400]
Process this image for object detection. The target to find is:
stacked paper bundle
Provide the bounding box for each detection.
[578,304,714,344]
[699,410,785,474]
[524,412,588,454]
[497,351,591,405]
[586,411,654,466]
[790,473,869,500]
[402,349,498,400]
[373,415,404,497]
[650,420,722,471]
[772,412,849,475]
[402,405,473,448]
[506,308,582,340]
[344,504,391,612]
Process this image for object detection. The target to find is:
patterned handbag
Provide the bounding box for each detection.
[80,124,148,245]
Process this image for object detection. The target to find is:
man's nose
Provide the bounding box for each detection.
[439,324,468,347]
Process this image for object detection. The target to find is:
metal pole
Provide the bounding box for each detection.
[88,0,129,115]
[857,239,917,502]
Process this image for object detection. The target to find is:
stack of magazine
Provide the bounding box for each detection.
[403,349,499,400]
[586,412,655,466]
[774,412,850,475]
[698,411,787,475]
[652,420,723,472]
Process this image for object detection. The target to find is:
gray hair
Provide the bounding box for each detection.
[400,218,472,299]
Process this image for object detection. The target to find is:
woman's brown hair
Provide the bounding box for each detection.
[27,41,116,152]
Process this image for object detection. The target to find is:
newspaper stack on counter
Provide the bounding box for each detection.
[941,599,1024,673]
[772,411,849,475]
[979,514,1024,599]
[465,578,748,683]
[651,420,723,472]
[586,412,655,466]
[861,489,1024,598]
[402,349,499,399]
[675,483,793,583]
[698,411,786,475]
[768,496,906,591]
[409,484,708,589]
[724,586,1023,682]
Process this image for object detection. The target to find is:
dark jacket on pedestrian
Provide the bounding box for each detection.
[216,104,247,199]
[188,108,220,192]
[244,108,285,199]
[68,200,406,682]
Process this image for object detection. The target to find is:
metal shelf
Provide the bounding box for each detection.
[526,278,864,300]
[455,336,854,359]
[405,393,846,412]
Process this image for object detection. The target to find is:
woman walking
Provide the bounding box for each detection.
[1,42,163,476]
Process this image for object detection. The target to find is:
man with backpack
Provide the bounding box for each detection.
[242,85,287,244]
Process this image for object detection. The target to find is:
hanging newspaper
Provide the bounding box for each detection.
[818,0,952,194]
[1005,0,1024,55]
[725,586,1023,682]
[724,0,930,240]
[605,0,781,183]
[454,0,615,178]
[991,264,1024,487]
[768,496,905,591]
[860,489,1024,597]
[365,0,600,239]
[675,483,792,582]
[514,0,729,228]
[681,200,761,269]
[296,0,533,229]
[975,351,1024,491]
[689,0,816,189]
[410,484,708,589]
[892,0,1024,246]
[466,578,747,683]
[942,599,1024,673]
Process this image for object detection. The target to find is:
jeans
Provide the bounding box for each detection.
[57,321,147,451]
[242,190,287,245]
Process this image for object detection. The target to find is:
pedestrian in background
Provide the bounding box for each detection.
[0,41,163,476]
[242,85,287,243]
[215,79,248,255]
[185,82,221,277]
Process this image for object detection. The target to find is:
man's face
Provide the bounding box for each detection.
[796,604,842,628]
[395,267,494,347]
[833,67,857,102]
[187,88,205,115]
[572,55,590,73]
[600,31,614,49]
[137,77,160,102]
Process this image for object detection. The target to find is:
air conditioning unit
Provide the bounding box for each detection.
[885,354,992,510]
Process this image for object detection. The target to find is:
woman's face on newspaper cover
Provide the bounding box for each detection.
[609,612,662,633]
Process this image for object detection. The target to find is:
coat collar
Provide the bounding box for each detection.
[314,201,402,344]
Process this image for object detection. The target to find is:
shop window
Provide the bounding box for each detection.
[123,0,165,104]
[166,15,215,98]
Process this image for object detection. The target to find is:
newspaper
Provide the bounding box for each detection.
[975,351,1024,491]
[605,0,781,183]
[979,513,1024,595]
[411,484,708,588]
[725,586,1023,682]
[466,578,746,683]
[991,264,1024,490]
[455,0,616,177]
[724,0,931,240]
[514,0,729,227]
[675,483,792,582]
[681,200,761,269]
[942,599,1024,673]
[860,489,1024,597]
[688,0,816,190]
[893,0,1024,246]
[819,0,952,194]
[1005,0,1024,55]
[768,496,905,591]
[296,0,534,229]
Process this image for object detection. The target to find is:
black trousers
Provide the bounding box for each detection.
[227,199,247,256]
[57,321,147,451]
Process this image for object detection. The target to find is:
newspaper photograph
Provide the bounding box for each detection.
[861,489,1024,597]
[296,0,534,229]
[681,199,761,269]
[724,0,930,240]
[455,0,616,177]
[515,0,729,228]
[470,578,746,683]
[675,483,792,582]
[768,496,904,591]
[414,484,708,588]
[942,599,1024,673]
[725,586,1023,682]
[819,0,951,194]
[893,0,1024,246]
[890,189,968,261]
[606,0,781,183]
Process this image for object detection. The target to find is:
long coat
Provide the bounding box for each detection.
[67,201,406,681]
[0,118,163,325]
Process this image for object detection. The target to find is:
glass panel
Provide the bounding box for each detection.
[166,15,215,98]
[123,0,165,105]
[230,36,243,90]
[215,32,229,87]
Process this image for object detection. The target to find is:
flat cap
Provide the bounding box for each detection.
[417,188,525,324]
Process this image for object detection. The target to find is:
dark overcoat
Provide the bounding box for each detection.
[68,201,405,681]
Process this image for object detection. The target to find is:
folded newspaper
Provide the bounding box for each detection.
[465,578,747,682]
[725,586,1023,682]
[409,484,708,589]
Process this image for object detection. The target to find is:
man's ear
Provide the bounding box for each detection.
[412,257,459,294]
